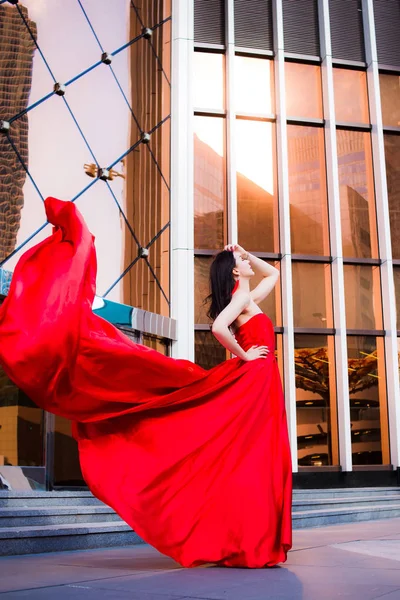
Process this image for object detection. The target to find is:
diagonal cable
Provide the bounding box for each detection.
[4,3,171,302]
[146,143,170,192]
[103,255,141,298]
[0,120,168,269]
[76,0,143,134]
[9,9,168,126]
[144,257,169,305]
[12,4,145,260]
[146,221,170,250]
[76,0,104,50]
[0,177,99,268]
[6,134,44,202]
[76,0,170,194]
[130,0,171,87]
[16,3,56,80]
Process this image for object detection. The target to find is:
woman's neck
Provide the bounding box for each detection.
[235,278,250,294]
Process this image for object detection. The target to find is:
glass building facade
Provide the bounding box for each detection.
[0,0,172,488]
[191,0,400,478]
[0,0,400,489]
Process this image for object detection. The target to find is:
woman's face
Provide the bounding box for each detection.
[233,251,254,278]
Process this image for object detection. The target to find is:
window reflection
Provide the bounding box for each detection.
[333,68,369,124]
[285,62,323,120]
[0,365,44,469]
[194,52,224,110]
[295,334,338,466]
[384,134,400,259]
[236,120,278,252]
[194,116,226,250]
[234,56,274,115]
[379,74,400,128]
[288,126,329,255]
[337,130,378,258]
[54,416,84,486]
[195,331,227,369]
[394,267,400,328]
[292,263,333,328]
[194,256,213,324]
[143,334,170,356]
[344,265,382,330]
[347,336,389,465]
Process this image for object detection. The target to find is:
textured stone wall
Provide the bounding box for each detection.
[0,4,36,263]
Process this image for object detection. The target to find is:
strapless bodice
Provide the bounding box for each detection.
[234,313,275,352]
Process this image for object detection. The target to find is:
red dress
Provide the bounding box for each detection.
[0,198,292,567]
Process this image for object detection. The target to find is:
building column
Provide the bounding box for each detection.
[225,0,238,244]
[362,0,400,468]
[170,0,195,359]
[272,0,298,471]
[318,0,352,471]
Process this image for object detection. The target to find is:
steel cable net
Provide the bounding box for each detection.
[0,0,171,315]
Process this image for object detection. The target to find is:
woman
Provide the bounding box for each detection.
[0,198,292,568]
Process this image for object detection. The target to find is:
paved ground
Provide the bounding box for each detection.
[1,519,400,599]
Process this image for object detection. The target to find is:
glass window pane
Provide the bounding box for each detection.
[337,130,378,258]
[194,117,226,250]
[54,416,84,486]
[285,62,323,120]
[193,52,224,110]
[0,365,44,469]
[143,335,170,356]
[344,265,383,330]
[394,267,400,328]
[384,134,400,259]
[292,263,333,328]
[195,331,227,369]
[295,334,339,466]
[234,56,274,115]
[347,336,389,465]
[288,126,330,255]
[379,74,400,128]
[194,256,212,324]
[236,120,278,252]
[333,68,369,124]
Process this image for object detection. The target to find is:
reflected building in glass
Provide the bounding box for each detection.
[1,0,400,489]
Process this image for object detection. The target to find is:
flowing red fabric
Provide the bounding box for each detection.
[0,198,292,567]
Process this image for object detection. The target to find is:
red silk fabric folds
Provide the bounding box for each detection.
[0,198,292,568]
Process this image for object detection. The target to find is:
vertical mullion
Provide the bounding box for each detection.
[272,0,298,471]
[170,0,195,359]
[225,0,237,244]
[318,0,352,471]
[362,0,400,468]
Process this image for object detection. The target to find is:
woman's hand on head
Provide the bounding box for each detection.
[224,244,247,255]
[244,345,269,361]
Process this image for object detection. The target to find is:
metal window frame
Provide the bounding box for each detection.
[188,0,400,474]
[362,0,400,468]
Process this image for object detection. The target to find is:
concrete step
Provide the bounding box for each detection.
[1,488,400,557]
[0,521,144,557]
[293,502,400,529]
[0,505,123,527]
[0,491,102,508]
[292,494,400,512]
[292,487,400,499]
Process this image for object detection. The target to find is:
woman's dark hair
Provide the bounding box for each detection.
[206,250,236,321]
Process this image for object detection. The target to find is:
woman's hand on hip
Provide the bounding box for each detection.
[244,345,269,361]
